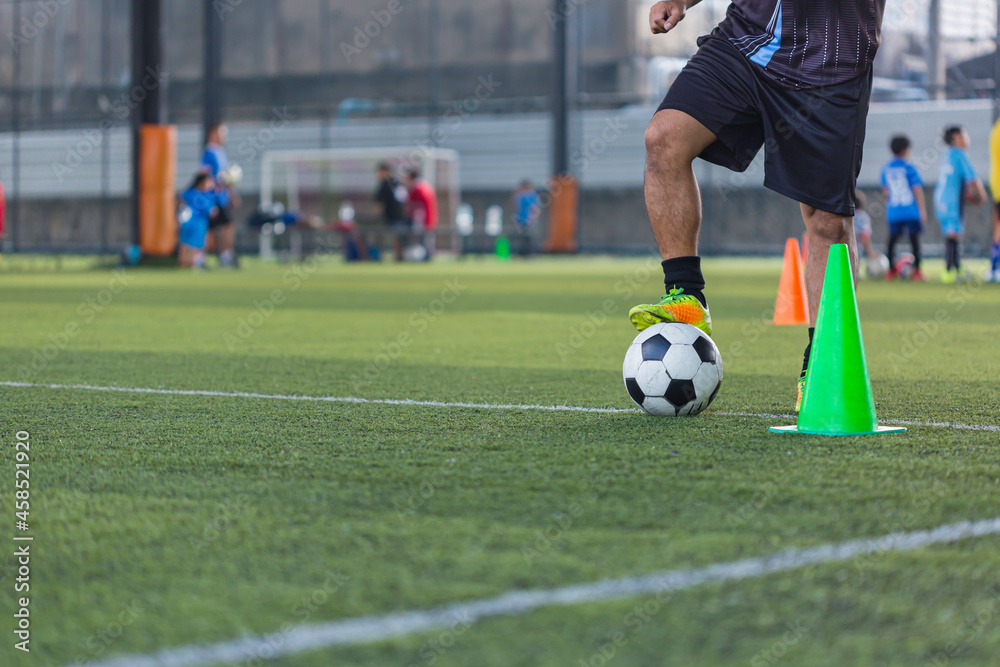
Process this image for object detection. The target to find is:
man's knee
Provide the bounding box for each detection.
[807,209,852,243]
[645,112,701,168]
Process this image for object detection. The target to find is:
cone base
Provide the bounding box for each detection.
[769,424,907,437]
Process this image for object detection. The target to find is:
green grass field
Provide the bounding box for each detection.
[1,255,999,667]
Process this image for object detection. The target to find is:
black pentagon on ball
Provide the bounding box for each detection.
[692,336,717,364]
[625,377,646,406]
[664,378,697,407]
[706,381,722,407]
[640,334,671,361]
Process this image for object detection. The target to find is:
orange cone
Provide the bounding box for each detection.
[774,238,810,326]
[801,233,809,264]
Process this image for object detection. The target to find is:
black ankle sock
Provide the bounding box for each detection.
[800,327,815,379]
[945,238,959,270]
[909,233,921,269]
[887,233,901,267]
[661,256,707,307]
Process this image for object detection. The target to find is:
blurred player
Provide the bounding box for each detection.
[201,123,240,268]
[403,167,438,261]
[512,179,540,256]
[373,162,408,261]
[880,134,926,281]
[933,126,986,284]
[631,0,886,411]
[178,173,219,269]
[853,191,879,272]
[988,117,1000,282]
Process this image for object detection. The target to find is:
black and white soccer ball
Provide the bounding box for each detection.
[622,322,723,416]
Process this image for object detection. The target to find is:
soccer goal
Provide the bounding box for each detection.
[259,147,461,256]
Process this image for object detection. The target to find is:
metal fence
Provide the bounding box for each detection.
[1,0,999,252]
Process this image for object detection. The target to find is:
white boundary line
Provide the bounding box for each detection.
[81,516,1000,667]
[2,381,997,431]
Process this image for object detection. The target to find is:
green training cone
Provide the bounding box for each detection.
[495,236,511,261]
[770,244,905,436]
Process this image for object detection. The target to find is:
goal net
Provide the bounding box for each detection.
[259,147,461,253]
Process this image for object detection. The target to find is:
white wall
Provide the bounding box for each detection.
[1,99,995,199]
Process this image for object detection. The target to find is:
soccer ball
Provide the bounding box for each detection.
[866,253,890,279]
[218,163,243,187]
[893,252,915,279]
[403,244,428,262]
[622,322,723,416]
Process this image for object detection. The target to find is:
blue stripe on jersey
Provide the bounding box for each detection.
[749,3,782,67]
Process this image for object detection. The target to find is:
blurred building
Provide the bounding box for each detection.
[3,0,999,128]
[1,0,999,254]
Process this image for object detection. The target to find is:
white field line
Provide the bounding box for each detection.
[2,381,997,431]
[81,516,1000,667]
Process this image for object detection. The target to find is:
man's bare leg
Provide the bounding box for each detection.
[629,109,720,333]
[795,204,857,409]
[644,110,718,260]
[801,205,857,325]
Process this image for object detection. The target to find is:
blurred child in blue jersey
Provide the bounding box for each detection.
[852,190,880,270]
[880,134,927,281]
[201,123,241,267]
[512,179,540,256]
[178,173,220,268]
[934,126,987,284]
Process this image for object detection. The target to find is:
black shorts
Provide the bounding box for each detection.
[657,36,872,217]
[386,219,411,237]
[208,205,232,230]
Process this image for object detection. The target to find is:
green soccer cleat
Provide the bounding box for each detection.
[795,374,806,413]
[629,287,712,336]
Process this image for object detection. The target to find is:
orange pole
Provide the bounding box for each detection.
[543,175,578,253]
[139,124,177,256]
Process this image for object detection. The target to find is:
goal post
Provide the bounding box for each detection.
[259,147,461,255]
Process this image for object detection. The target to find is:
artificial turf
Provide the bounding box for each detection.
[0,255,998,666]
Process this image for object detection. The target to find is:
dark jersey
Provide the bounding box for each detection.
[710,0,885,89]
[374,177,405,223]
